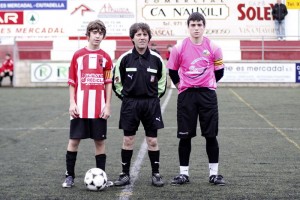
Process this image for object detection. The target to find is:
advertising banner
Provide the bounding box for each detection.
[136,0,277,38]
[31,63,69,82]
[221,62,296,83]
[67,0,136,37]
[31,62,298,83]
[0,0,136,37]
[0,1,67,10]
[286,0,300,9]
[0,0,297,38]
[296,63,300,83]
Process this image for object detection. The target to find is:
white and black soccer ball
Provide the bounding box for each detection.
[84,168,107,191]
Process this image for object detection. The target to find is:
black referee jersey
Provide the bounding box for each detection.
[113,47,167,99]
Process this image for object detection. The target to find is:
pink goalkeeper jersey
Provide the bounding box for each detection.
[68,47,112,119]
[166,37,224,94]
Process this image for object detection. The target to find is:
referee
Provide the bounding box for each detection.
[113,22,167,187]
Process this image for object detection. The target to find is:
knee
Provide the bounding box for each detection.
[146,137,158,150]
[68,139,80,150]
[205,137,219,148]
[94,140,105,147]
[123,136,134,149]
[179,138,191,147]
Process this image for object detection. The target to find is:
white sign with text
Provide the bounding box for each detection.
[220,62,295,82]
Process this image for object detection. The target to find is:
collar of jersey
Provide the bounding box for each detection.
[132,47,150,60]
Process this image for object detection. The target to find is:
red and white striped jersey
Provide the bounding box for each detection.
[68,47,112,119]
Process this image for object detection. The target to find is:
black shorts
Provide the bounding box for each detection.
[2,72,12,77]
[177,88,219,138]
[119,97,164,136]
[69,118,107,140]
[124,129,158,137]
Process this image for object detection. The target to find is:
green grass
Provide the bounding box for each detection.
[0,87,299,200]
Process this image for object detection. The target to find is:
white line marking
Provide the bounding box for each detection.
[118,89,173,200]
[230,89,300,150]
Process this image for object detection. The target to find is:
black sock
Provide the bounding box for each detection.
[179,138,191,166]
[148,150,160,174]
[66,151,77,178]
[95,154,106,171]
[121,149,133,175]
[9,75,13,85]
[0,77,2,85]
[206,137,219,163]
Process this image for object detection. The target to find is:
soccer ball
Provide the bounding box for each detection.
[84,168,107,191]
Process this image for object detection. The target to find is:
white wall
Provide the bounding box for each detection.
[51,38,117,61]
[285,10,300,40]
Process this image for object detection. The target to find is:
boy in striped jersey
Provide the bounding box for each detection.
[166,12,225,186]
[62,20,113,188]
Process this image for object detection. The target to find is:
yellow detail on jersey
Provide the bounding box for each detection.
[104,70,112,79]
[214,59,223,66]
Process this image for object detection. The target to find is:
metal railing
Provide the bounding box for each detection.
[0,35,300,63]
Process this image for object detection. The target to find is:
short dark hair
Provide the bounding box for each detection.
[6,53,11,57]
[129,23,152,41]
[187,12,206,27]
[86,20,106,38]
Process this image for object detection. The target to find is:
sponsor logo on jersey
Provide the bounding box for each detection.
[127,74,133,80]
[203,49,210,56]
[114,76,120,83]
[150,75,155,82]
[81,73,104,85]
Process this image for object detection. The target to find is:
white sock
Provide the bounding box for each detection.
[209,163,219,177]
[180,166,189,176]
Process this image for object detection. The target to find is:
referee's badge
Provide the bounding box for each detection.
[150,75,155,82]
[115,76,120,83]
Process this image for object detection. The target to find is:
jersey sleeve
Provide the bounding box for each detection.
[68,54,77,86]
[112,55,125,99]
[157,58,167,98]
[166,44,181,71]
[103,54,113,84]
[210,41,225,71]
